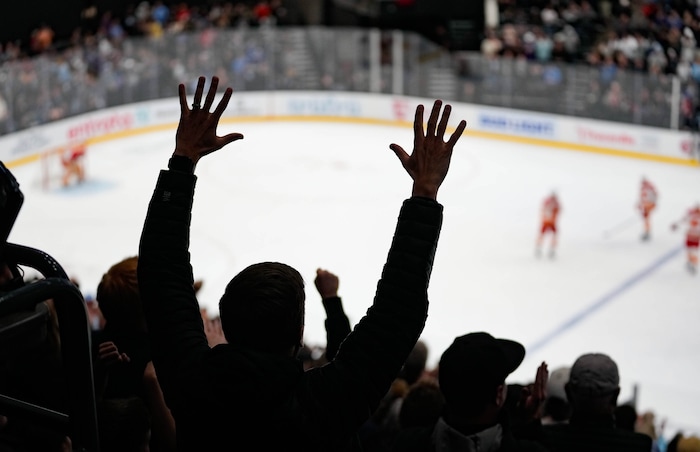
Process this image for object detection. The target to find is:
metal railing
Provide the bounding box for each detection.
[0,26,692,135]
[0,243,99,451]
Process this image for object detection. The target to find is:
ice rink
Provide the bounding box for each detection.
[6,117,700,436]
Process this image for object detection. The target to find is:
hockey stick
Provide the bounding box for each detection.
[602,216,638,239]
[670,214,688,233]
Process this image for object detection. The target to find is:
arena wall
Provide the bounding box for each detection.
[2,92,698,168]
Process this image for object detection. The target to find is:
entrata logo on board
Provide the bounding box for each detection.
[680,139,694,155]
[392,100,410,121]
[68,113,135,142]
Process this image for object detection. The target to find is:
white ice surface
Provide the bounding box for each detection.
[6,120,700,436]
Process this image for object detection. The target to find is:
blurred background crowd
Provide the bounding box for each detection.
[1,0,700,133]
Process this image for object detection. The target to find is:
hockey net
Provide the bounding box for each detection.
[39,142,88,191]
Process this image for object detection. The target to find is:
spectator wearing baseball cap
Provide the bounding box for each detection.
[391,332,549,451]
[543,352,653,452]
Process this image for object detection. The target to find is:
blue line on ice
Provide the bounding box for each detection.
[526,245,684,353]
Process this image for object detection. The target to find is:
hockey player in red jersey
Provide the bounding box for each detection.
[638,177,658,241]
[671,203,700,274]
[536,191,560,258]
[61,140,87,187]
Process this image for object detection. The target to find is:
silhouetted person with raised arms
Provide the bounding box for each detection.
[137,75,466,451]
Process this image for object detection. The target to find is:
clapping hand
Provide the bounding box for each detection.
[518,361,549,422]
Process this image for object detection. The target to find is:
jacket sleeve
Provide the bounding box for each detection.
[322,296,352,361]
[320,196,443,429]
[137,169,210,404]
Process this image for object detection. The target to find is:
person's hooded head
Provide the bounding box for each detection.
[219,262,305,356]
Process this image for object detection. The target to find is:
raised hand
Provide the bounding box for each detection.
[518,361,549,422]
[314,268,339,299]
[390,100,467,200]
[174,76,244,163]
[204,316,228,347]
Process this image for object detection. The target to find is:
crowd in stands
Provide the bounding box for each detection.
[1,0,300,61]
[4,0,698,76]
[68,0,700,82]
[490,1,699,78]
[476,0,700,128]
[0,0,699,133]
[9,0,694,75]
[0,74,699,451]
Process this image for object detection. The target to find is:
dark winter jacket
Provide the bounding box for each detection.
[138,167,443,451]
[543,414,653,452]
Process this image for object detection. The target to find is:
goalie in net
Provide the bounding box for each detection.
[41,140,87,189]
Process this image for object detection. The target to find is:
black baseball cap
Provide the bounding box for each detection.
[438,332,525,404]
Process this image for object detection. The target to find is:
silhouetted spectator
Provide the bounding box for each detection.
[392,332,549,451]
[398,379,444,431]
[615,403,638,431]
[92,255,176,452]
[544,353,653,452]
[360,340,430,452]
[137,75,466,451]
